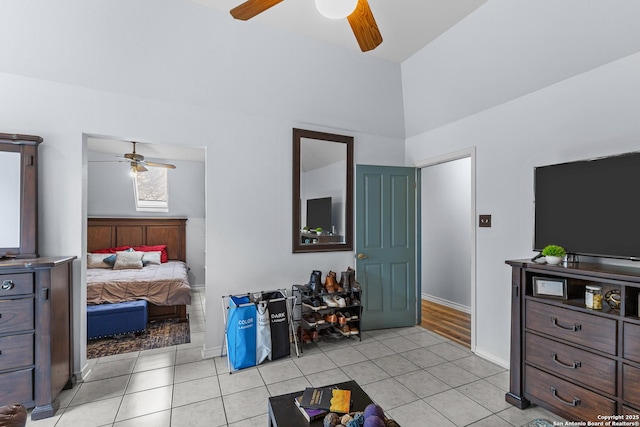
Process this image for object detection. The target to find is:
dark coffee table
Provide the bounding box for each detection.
[267,380,374,427]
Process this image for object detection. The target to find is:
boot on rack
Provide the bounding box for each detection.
[339,270,350,293]
[325,271,342,293]
[307,270,322,294]
[347,267,360,291]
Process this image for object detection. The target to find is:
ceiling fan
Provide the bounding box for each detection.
[117,142,177,173]
[230,0,383,52]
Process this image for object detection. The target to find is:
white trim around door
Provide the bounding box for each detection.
[414,147,476,353]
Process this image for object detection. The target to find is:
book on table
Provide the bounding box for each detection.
[294,396,327,422]
[298,386,351,414]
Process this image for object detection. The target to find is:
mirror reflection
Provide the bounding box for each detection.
[0,151,21,248]
[293,128,353,253]
[300,138,346,244]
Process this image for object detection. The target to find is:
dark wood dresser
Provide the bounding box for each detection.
[0,256,75,420]
[506,259,640,420]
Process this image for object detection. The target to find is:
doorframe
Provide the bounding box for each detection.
[414,147,476,352]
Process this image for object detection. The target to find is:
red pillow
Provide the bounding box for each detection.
[92,245,131,254]
[133,245,168,263]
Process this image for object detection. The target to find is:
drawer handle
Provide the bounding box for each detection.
[550,387,581,407]
[550,317,581,332]
[1,280,14,291]
[551,352,581,369]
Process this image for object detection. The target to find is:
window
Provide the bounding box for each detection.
[133,167,169,212]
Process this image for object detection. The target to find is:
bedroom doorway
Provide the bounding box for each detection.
[84,136,207,359]
[416,148,476,351]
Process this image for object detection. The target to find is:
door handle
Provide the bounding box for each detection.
[357,253,368,260]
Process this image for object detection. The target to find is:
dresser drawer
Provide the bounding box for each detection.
[525,332,616,395]
[0,298,34,334]
[623,323,640,363]
[623,364,640,407]
[0,368,33,406]
[0,273,33,297]
[525,365,615,421]
[525,300,616,355]
[0,333,33,371]
[622,406,640,416]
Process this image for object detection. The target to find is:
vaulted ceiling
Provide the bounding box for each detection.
[191,0,487,62]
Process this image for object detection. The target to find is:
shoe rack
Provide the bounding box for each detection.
[292,271,363,351]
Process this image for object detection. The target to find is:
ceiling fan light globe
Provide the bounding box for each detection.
[315,0,358,19]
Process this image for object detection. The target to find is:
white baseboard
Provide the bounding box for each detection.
[76,368,88,383]
[202,344,223,359]
[473,346,509,369]
[421,293,471,314]
[77,362,93,383]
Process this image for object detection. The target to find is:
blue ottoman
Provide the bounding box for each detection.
[87,300,148,339]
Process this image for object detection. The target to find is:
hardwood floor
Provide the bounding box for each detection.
[420,299,471,348]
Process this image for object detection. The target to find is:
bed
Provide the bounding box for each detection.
[87,217,191,322]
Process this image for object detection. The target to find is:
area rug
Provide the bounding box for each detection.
[87,318,190,359]
[522,419,555,427]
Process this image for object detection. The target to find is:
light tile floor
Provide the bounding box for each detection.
[26,288,565,427]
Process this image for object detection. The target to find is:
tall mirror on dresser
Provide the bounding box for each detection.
[0,133,41,258]
[0,133,76,421]
[292,128,354,253]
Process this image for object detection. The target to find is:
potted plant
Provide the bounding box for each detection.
[542,244,566,265]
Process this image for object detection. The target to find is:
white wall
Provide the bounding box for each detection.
[403,1,640,365]
[0,0,405,376]
[87,151,207,286]
[421,158,471,309]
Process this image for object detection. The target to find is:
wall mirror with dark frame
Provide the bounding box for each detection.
[292,128,353,253]
[0,133,41,258]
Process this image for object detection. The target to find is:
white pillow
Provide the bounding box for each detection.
[113,251,144,270]
[87,253,113,269]
[141,251,162,266]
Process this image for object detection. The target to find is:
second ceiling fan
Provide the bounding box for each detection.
[230,0,383,52]
[118,142,177,173]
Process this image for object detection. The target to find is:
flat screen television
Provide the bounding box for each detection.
[534,151,640,260]
[306,197,332,232]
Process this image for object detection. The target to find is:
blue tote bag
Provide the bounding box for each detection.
[227,296,257,370]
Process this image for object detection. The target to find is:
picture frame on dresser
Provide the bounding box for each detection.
[532,276,567,299]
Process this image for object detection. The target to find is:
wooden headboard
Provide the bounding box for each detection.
[87,217,187,262]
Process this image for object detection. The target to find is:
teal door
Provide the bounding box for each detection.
[356,165,416,330]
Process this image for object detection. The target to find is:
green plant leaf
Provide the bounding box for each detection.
[542,244,566,257]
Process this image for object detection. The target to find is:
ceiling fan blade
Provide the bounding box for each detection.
[230,0,284,20]
[347,0,383,52]
[143,161,176,169]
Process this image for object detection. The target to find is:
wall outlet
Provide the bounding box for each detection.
[479,215,491,227]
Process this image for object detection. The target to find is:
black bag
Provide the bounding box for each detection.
[262,291,290,360]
